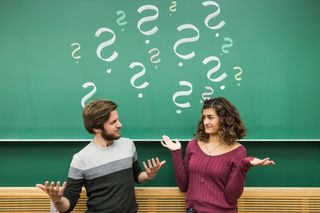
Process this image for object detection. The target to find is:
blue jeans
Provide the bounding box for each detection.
[186,207,197,213]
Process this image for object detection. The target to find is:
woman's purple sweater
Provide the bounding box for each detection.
[171,139,252,213]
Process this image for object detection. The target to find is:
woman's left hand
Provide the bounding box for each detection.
[250,157,275,166]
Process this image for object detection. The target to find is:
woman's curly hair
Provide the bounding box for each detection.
[195,97,247,145]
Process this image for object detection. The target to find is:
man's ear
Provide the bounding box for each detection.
[93,128,101,134]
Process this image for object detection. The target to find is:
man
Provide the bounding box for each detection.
[36,99,165,213]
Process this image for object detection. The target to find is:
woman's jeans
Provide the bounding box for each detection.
[186,208,197,213]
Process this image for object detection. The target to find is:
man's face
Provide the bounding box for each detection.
[100,110,122,141]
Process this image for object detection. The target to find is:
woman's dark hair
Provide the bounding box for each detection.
[195,97,246,145]
[82,99,117,134]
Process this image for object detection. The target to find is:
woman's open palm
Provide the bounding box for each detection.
[250,157,275,166]
[161,135,181,151]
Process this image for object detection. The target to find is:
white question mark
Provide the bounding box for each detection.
[116,10,127,26]
[81,82,97,107]
[173,24,200,67]
[221,37,233,55]
[137,5,159,36]
[202,56,227,90]
[202,1,226,30]
[129,62,150,98]
[148,48,161,69]
[116,10,127,31]
[172,81,193,114]
[95,27,118,74]
[201,86,214,103]
[71,43,81,63]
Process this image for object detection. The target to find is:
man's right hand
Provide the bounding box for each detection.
[36,181,66,203]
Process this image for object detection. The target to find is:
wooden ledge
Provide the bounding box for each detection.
[0,187,319,212]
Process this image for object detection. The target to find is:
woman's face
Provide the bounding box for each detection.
[202,108,220,135]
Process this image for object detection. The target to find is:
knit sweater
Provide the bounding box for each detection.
[62,138,143,213]
[171,139,252,213]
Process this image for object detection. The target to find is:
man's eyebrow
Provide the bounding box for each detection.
[108,118,117,123]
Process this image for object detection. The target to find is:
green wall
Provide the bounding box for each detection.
[1,0,320,140]
[1,141,319,187]
[1,0,320,188]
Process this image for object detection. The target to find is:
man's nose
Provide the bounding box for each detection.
[117,121,122,128]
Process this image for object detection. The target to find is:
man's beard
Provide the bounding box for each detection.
[101,128,121,141]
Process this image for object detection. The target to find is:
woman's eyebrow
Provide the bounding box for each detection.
[202,114,214,117]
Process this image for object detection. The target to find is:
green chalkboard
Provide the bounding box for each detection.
[1,141,320,187]
[1,0,320,140]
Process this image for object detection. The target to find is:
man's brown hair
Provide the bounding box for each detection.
[82,100,117,134]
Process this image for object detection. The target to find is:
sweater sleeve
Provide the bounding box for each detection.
[132,159,143,183]
[224,147,253,204]
[131,141,143,183]
[171,142,191,192]
[62,177,84,213]
[62,154,84,213]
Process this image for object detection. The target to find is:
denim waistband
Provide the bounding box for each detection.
[186,207,197,213]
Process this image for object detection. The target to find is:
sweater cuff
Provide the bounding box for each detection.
[240,156,254,172]
[171,148,182,159]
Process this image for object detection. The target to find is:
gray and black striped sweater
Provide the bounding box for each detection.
[62,138,143,213]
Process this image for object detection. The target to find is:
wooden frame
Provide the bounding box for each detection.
[0,187,319,212]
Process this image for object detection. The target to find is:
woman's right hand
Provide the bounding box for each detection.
[161,135,181,151]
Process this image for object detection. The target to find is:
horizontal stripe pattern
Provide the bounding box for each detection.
[68,138,137,180]
[69,157,133,180]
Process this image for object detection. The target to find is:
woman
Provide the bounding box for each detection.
[161,97,275,213]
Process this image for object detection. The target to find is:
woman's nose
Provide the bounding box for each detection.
[203,118,209,125]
